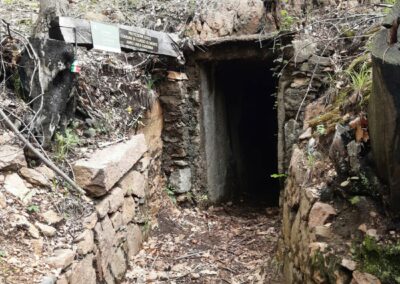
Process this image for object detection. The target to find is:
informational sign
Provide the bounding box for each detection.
[120,28,159,53]
[90,21,121,53]
[51,17,180,58]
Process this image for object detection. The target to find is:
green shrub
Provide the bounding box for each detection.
[54,129,80,161]
[353,236,400,283]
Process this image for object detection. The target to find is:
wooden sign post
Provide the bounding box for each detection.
[49,17,182,58]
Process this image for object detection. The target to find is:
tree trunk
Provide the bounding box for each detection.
[33,0,68,38]
[19,0,76,147]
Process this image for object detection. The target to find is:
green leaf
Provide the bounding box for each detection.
[349,196,361,205]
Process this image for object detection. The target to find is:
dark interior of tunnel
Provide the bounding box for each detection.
[215,60,279,206]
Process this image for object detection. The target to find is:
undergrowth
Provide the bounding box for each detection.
[54,129,80,161]
[353,236,400,283]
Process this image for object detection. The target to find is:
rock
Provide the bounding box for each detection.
[351,270,381,284]
[73,134,147,196]
[40,276,56,284]
[341,180,350,187]
[32,238,44,256]
[95,187,125,218]
[366,229,379,240]
[12,214,40,239]
[20,167,50,187]
[299,127,312,140]
[119,170,146,198]
[136,156,151,172]
[126,224,143,259]
[309,242,328,256]
[4,173,31,203]
[0,192,6,209]
[84,11,109,22]
[335,269,352,284]
[289,146,306,185]
[347,141,362,174]
[46,249,75,269]
[110,211,123,231]
[35,222,57,237]
[169,168,192,194]
[83,213,98,229]
[284,120,301,167]
[309,55,331,67]
[293,38,317,63]
[36,165,56,181]
[358,224,367,233]
[314,225,332,239]
[110,248,127,280]
[190,0,267,41]
[69,254,96,284]
[104,267,115,284]
[341,258,357,271]
[0,145,27,170]
[121,197,136,225]
[308,202,336,229]
[41,210,63,225]
[75,230,94,255]
[329,124,350,174]
[94,216,115,279]
[56,275,69,284]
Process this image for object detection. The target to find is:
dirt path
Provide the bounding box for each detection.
[124,204,283,284]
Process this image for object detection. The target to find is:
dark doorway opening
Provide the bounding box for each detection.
[201,60,279,206]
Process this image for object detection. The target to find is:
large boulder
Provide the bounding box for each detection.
[73,135,147,196]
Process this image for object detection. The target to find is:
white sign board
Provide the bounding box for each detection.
[90,21,121,53]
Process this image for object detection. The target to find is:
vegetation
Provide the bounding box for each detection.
[353,236,400,283]
[26,204,40,213]
[54,128,80,161]
[271,173,288,179]
[165,185,177,204]
[346,63,372,103]
[280,9,295,30]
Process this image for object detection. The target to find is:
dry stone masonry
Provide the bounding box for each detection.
[47,135,149,283]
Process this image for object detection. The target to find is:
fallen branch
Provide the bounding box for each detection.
[0,107,86,195]
[373,3,393,8]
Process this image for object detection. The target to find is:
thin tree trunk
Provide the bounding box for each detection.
[33,0,68,38]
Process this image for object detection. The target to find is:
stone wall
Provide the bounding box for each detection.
[281,144,383,284]
[157,67,204,197]
[51,100,164,284]
[47,134,149,283]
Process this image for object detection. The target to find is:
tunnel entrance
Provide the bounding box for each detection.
[201,59,279,206]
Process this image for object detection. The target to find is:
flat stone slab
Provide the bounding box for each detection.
[73,135,147,196]
[4,173,31,203]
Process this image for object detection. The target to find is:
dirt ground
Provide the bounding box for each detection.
[124,204,283,284]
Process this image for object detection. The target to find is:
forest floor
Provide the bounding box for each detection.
[124,204,283,284]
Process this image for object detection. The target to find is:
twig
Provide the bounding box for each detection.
[174,251,203,260]
[98,137,127,149]
[374,3,393,8]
